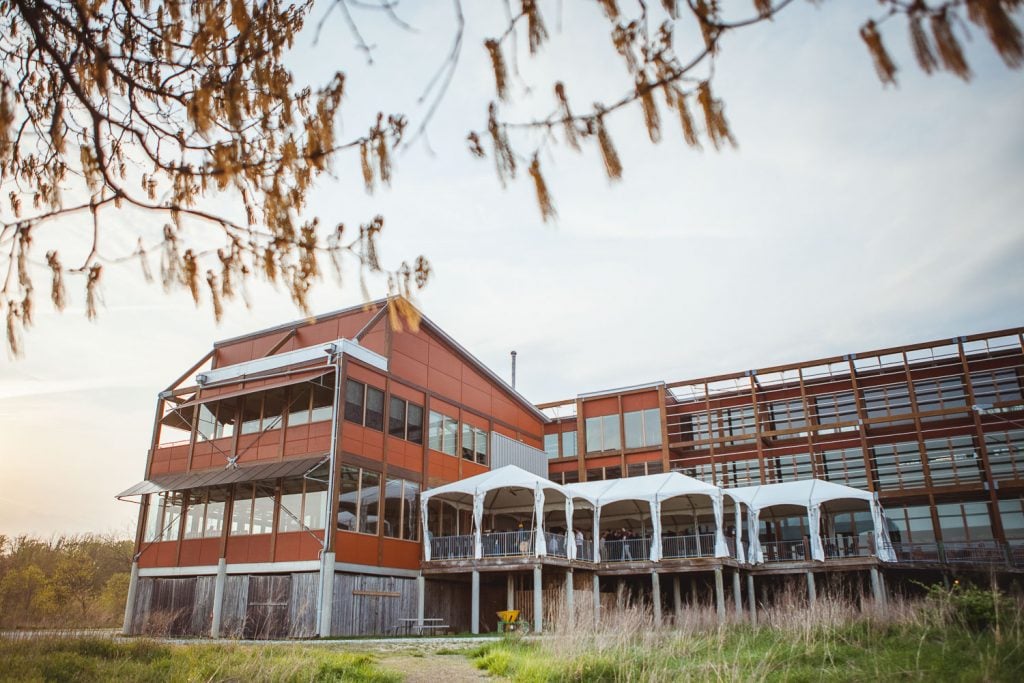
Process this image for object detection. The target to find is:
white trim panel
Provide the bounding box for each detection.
[197,338,386,385]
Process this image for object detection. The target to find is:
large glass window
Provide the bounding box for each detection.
[277,476,328,533]
[240,394,262,435]
[814,392,857,428]
[311,382,334,422]
[287,385,313,427]
[144,493,183,543]
[924,436,981,486]
[585,414,621,453]
[861,382,912,421]
[987,429,1024,482]
[460,423,487,464]
[769,454,816,482]
[337,465,381,534]
[428,410,458,455]
[885,504,935,543]
[624,408,661,449]
[287,378,335,427]
[764,399,807,434]
[229,483,275,536]
[388,396,424,443]
[183,490,227,539]
[970,370,1022,406]
[544,434,559,459]
[720,458,761,487]
[937,501,992,542]
[914,378,967,419]
[382,478,421,541]
[562,430,578,458]
[820,447,868,489]
[998,498,1024,539]
[872,441,926,490]
[344,380,384,431]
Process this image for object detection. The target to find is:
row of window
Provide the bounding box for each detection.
[578,408,663,455]
[143,467,420,543]
[671,370,1021,443]
[345,379,427,447]
[427,410,489,464]
[670,430,1021,491]
[543,430,579,460]
[337,465,421,541]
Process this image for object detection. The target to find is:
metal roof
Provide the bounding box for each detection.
[116,455,327,498]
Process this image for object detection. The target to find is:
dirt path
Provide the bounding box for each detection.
[377,651,491,683]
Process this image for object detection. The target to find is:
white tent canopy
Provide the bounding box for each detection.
[420,467,894,564]
[565,472,729,561]
[727,480,895,563]
[420,465,579,560]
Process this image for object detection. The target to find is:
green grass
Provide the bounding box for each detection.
[0,637,400,683]
[470,619,1024,682]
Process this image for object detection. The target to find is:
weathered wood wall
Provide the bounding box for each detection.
[330,573,417,636]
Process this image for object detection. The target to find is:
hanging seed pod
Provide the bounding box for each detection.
[860,20,898,85]
[85,264,103,321]
[485,39,510,101]
[637,74,661,144]
[554,83,580,151]
[908,7,938,74]
[522,0,549,54]
[528,155,558,223]
[595,112,623,181]
[46,250,66,311]
[931,10,971,80]
[206,271,223,322]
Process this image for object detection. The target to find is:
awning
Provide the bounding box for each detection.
[115,454,328,498]
[159,366,334,428]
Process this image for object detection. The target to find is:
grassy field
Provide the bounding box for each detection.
[471,585,1024,682]
[0,637,400,683]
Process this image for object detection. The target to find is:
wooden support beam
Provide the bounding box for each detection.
[714,568,726,620]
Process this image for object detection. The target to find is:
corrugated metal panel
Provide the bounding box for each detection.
[116,454,327,497]
[490,433,548,478]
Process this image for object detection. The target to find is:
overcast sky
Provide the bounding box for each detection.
[1,2,1022,538]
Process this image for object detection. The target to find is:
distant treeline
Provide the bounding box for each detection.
[0,534,133,629]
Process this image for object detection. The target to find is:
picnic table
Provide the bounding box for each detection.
[396,617,449,635]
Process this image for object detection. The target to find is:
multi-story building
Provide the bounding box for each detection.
[117,300,1023,638]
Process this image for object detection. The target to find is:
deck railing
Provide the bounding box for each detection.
[481,530,535,558]
[823,536,873,560]
[430,534,475,560]
[427,532,1024,570]
[602,537,652,562]
[762,540,808,563]
[662,533,716,559]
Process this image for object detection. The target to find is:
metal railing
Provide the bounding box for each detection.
[543,531,570,558]
[429,534,475,560]
[762,540,808,563]
[884,540,1024,568]
[662,533,715,559]
[481,530,535,558]
[823,536,873,560]
[601,537,652,562]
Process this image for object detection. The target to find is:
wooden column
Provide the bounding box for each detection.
[565,570,575,628]
[806,571,817,605]
[651,571,661,626]
[533,565,543,633]
[673,575,682,623]
[747,573,757,625]
[714,568,726,620]
[733,570,742,616]
[471,570,481,635]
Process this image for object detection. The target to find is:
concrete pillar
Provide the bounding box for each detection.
[806,571,817,605]
[565,570,575,628]
[880,569,890,608]
[318,551,335,637]
[471,570,481,635]
[746,573,756,625]
[651,572,662,626]
[121,561,139,636]
[416,575,425,628]
[672,575,682,622]
[733,570,742,616]
[714,568,726,620]
[869,567,884,608]
[507,573,515,610]
[210,558,227,638]
[616,578,626,610]
[691,576,699,607]
[592,573,601,626]
[533,565,543,633]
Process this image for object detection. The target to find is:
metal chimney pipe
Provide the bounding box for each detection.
[511,350,517,389]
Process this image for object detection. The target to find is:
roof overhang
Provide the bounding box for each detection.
[116,455,327,499]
